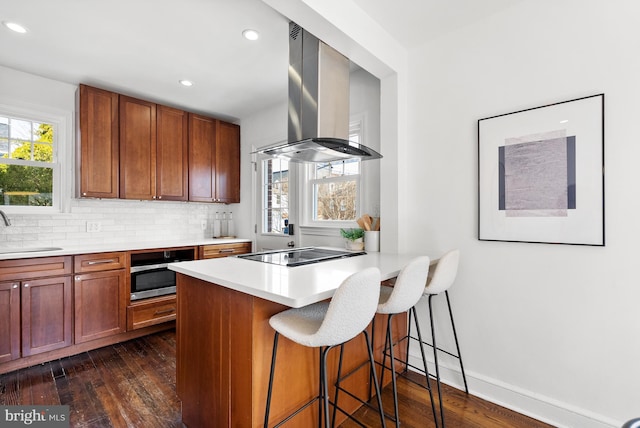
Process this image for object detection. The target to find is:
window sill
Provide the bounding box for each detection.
[298,225,347,238]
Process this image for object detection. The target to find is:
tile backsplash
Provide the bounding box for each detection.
[0,198,236,249]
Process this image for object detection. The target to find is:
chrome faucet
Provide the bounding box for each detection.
[0,210,10,226]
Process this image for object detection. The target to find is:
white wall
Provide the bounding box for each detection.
[350,68,381,221]
[261,0,638,426]
[0,65,248,248]
[404,1,640,426]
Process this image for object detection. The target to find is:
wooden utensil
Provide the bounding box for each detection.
[362,215,371,231]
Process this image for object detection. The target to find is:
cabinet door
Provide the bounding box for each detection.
[0,281,20,363]
[188,113,217,202]
[74,270,127,344]
[157,105,188,201]
[216,121,241,203]
[79,84,119,198]
[120,95,157,200]
[21,276,72,357]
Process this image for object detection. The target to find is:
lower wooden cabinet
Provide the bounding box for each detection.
[0,281,20,363]
[0,256,73,360]
[21,276,73,357]
[127,295,176,330]
[199,242,251,259]
[74,269,127,343]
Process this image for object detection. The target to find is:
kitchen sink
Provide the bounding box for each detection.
[0,247,63,254]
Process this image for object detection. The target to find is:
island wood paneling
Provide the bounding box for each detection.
[176,273,407,428]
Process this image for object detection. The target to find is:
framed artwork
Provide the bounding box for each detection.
[478,94,604,246]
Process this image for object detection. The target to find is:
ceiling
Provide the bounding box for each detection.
[0,0,519,122]
[351,0,519,49]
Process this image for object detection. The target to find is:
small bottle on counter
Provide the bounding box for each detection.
[213,212,221,238]
[221,212,228,237]
[227,212,235,237]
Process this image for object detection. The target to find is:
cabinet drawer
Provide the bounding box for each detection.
[74,252,126,273]
[127,295,176,330]
[199,242,251,259]
[0,256,72,282]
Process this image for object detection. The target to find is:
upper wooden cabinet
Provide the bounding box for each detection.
[78,84,119,198]
[157,105,189,201]
[78,84,239,203]
[120,95,157,200]
[188,114,240,203]
[188,114,216,202]
[216,121,241,203]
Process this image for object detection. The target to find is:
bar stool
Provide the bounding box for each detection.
[263,267,387,428]
[376,255,439,428]
[417,249,467,428]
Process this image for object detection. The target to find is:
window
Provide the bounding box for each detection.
[262,157,289,234]
[307,121,362,223]
[0,112,59,209]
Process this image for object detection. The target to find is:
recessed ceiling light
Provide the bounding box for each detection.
[179,80,193,87]
[3,21,28,34]
[242,29,260,41]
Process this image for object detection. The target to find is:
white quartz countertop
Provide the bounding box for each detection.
[0,238,251,260]
[169,250,421,308]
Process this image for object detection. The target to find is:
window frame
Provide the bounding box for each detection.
[260,155,291,236]
[300,118,364,231]
[0,102,71,214]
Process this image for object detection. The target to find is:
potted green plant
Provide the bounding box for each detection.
[340,228,365,251]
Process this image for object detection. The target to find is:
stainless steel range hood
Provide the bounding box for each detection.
[256,23,382,163]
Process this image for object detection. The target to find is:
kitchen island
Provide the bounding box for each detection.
[169,250,419,428]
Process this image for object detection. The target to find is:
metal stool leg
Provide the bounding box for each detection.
[264,331,280,428]
[429,295,446,428]
[410,307,439,428]
[385,314,400,427]
[320,346,332,428]
[445,290,468,393]
[363,329,387,428]
[331,344,346,427]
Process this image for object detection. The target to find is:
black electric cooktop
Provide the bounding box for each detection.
[237,247,366,267]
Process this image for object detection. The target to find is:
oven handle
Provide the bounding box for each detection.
[130,263,170,273]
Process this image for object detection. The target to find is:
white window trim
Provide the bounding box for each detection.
[259,152,294,236]
[0,102,72,214]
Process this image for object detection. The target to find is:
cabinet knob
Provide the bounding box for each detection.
[82,192,87,196]
[12,283,18,289]
[75,276,81,281]
[158,196,162,200]
[24,283,29,288]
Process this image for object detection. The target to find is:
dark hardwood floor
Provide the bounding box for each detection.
[0,330,553,428]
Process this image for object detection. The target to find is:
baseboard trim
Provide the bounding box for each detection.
[406,351,620,428]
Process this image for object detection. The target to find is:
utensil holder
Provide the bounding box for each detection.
[364,231,380,252]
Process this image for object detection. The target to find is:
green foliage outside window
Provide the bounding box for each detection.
[0,122,54,206]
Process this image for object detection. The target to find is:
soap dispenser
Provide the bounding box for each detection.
[213,212,221,238]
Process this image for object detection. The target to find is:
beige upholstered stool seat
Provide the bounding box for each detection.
[264,267,387,428]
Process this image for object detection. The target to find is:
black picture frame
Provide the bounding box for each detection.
[478,94,605,246]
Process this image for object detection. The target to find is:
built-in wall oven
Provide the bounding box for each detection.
[130,248,195,301]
